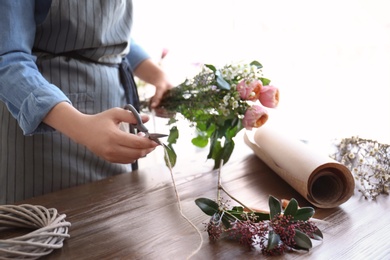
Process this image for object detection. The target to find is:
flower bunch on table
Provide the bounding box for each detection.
[331,136,390,199]
[156,60,279,169]
[196,196,323,255]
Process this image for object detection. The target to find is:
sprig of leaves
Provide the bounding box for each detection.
[195,196,323,255]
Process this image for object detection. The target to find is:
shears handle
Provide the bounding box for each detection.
[123,104,149,133]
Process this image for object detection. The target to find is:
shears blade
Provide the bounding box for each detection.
[123,104,168,145]
[147,133,168,145]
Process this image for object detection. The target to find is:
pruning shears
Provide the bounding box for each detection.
[123,104,167,145]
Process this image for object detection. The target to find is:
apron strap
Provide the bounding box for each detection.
[119,58,140,170]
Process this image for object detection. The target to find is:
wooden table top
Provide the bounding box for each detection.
[9,129,390,260]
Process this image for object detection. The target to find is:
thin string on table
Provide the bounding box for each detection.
[162,145,204,260]
[149,109,203,259]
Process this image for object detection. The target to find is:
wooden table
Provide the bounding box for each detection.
[10,128,390,260]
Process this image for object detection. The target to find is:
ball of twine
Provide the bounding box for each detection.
[0,204,71,259]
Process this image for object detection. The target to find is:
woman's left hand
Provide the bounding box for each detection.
[133,58,173,109]
[150,78,173,108]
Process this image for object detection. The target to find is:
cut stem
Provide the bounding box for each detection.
[217,159,254,212]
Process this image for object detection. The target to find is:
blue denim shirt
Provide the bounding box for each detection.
[0,0,149,135]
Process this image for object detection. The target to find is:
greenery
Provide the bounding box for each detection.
[156,61,279,169]
[195,196,322,255]
[191,159,323,256]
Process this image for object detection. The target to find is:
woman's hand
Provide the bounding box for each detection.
[133,58,173,108]
[44,102,158,163]
[149,77,173,109]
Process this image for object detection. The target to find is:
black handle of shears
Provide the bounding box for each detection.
[123,104,149,133]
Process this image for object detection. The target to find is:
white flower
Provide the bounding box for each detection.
[232,100,239,109]
[223,95,230,106]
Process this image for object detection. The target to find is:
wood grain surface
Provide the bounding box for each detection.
[9,130,390,260]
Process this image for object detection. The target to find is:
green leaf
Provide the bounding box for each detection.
[283,198,298,218]
[167,117,178,125]
[207,135,221,160]
[215,70,230,90]
[218,139,235,168]
[225,207,270,222]
[252,212,271,221]
[163,144,177,168]
[267,231,281,251]
[225,207,245,220]
[195,198,219,216]
[225,123,241,140]
[191,135,209,148]
[225,207,246,221]
[205,124,216,136]
[268,196,282,219]
[205,64,216,72]
[206,122,238,169]
[221,212,236,229]
[294,207,315,221]
[167,126,179,144]
[293,229,312,251]
[231,206,244,212]
[250,60,263,69]
[260,77,271,86]
[312,228,323,240]
[196,121,208,132]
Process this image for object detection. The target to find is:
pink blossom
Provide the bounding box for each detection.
[259,85,279,108]
[161,48,169,60]
[236,80,263,101]
[242,105,269,130]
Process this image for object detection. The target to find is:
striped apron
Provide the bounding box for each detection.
[0,0,138,204]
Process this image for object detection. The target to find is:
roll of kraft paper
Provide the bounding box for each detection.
[244,125,355,208]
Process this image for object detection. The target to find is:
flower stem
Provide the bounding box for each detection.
[217,160,222,203]
[217,160,254,212]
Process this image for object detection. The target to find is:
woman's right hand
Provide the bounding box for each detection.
[43,102,159,163]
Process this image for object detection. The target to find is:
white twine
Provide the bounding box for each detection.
[0,204,71,259]
[162,146,204,260]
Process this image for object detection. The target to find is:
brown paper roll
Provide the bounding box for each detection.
[244,125,355,208]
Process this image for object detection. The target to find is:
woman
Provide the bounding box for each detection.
[0,0,172,203]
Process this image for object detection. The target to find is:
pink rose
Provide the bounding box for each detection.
[161,48,169,60]
[242,105,269,130]
[259,85,279,108]
[236,79,262,101]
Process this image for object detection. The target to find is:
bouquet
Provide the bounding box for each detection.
[151,61,323,256]
[156,60,279,169]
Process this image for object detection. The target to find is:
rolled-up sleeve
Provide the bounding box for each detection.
[0,0,70,135]
[126,39,151,71]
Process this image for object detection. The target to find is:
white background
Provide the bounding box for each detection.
[132,0,390,145]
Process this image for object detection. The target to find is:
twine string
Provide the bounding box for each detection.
[162,145,204,260]
[0,204,71,259]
